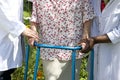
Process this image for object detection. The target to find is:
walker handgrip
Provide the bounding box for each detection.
[34,42,82,50]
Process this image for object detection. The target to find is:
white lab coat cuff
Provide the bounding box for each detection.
[10,23,26,38]
[107,32,120,44]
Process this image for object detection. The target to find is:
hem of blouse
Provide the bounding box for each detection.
[40,53,88,61]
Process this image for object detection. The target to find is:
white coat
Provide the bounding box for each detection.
[90,0,101,37]
[0,0,25,71]
[88,0,101,80]
[96,0,120,80]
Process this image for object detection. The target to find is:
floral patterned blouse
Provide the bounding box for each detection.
[31,0,94,61]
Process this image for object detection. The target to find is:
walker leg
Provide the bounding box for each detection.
[90,49,94,80]
[24,45,30,80]
[33,47,41,80]
[72,50,76,80]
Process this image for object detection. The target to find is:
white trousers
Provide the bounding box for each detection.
[42,58,81,80]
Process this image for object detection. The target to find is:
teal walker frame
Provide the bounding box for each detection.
[24,42,94,80]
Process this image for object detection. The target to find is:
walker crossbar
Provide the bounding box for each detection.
[34,42,81,50]
[24,42,82,80]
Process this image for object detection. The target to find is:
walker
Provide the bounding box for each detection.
[24,42,94,80]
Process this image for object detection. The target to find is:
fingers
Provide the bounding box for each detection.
[80,41,91,53]
[81,43,86,50]
[27,28,39,39]
[22,28,40,41]
[78,38,93,53]
[22,28,40,47]
[22,28,39,38]
[28,38,35,47]
[28,38,34,46]
[28,37,41,47]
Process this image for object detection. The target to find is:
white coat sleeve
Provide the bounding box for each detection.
[107,15,120,44]
[0,7,25,38]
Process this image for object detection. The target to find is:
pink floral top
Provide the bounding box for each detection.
[31,0,94,61]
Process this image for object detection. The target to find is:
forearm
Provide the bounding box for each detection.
[82,20,92,39]
[93,34,111,44]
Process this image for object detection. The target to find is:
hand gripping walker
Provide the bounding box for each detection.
[24,42,94,80]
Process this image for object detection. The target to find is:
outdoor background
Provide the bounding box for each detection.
[11,0,89,80]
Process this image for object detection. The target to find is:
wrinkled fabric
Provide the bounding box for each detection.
[31,0,95,61]
[95,0,120,80]
[0,0,25,71]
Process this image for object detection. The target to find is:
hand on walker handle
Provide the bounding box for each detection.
[78,38,94,53]
[22,28,39,46]
[22,28,39,39]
